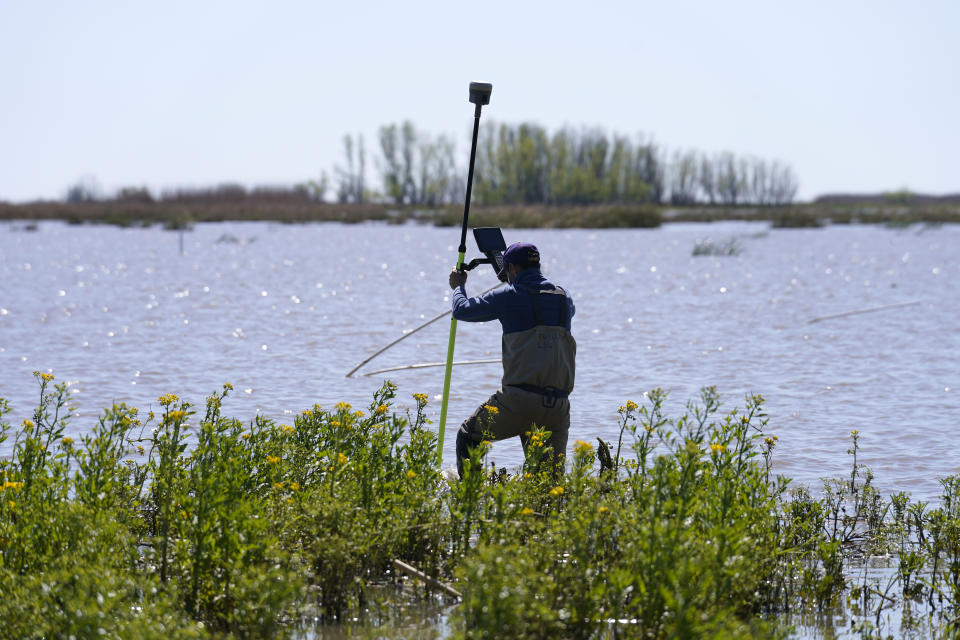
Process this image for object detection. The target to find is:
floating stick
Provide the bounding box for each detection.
[392,559,462,599]
[344,282,502,378]
[808,300,921,324]
[363,359,499,377]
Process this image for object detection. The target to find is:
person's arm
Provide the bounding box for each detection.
[449,268,501,322]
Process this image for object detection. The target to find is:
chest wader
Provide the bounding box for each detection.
[456,286,573,477]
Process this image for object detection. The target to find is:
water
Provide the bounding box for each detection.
[1,220,957,501]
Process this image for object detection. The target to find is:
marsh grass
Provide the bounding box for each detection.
[692,237,743,256]
[4,200,960,229]
[3,374,960,638]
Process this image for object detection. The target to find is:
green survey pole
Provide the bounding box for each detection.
[437,82,492,464]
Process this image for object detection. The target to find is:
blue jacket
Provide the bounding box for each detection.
[452,269,576,393]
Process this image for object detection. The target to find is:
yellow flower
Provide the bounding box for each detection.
[137,445,145,455]
[7,500,14,509]
[166,410,187,422]
[281,425,295,434]
[375,404,389,415]
[355,410,365,418]
[598,506,609,514]
[241,432,251,440]
[301,409,313,417]
[331,420,341,428]
[158,393,179,407]
[413,393,429,405]
[224,382,233,391]
[22,419,34,429]
[523,473,533,479]
[625,400,639,412]
[484,404,499,416]
[289,482,300,491]
[334,402,352,412]
[273,482,285,490]
[851,429,859,436]
[125,459,135,466]
[710,443,726,454]
[573,439,593,454]
[61,437,74,446]
[266,455,281,465]
[549,486,565,497]
[764,437,777,447]
[406,470,418,479]
[40,372,55,382]
[520,507,534,516]
[2,481,25,490]
[337,453,348,466]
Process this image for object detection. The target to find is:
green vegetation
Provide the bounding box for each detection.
[3,374,960,638]
[4,199,960,229]
[431,204,662,229]
[358,121,798,207]
[692,237,743,256]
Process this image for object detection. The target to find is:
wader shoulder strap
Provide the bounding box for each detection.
[525,285,569,326]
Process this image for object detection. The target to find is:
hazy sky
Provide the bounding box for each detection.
[2,0,957,202]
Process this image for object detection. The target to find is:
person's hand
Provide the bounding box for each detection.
[449,268,467,289]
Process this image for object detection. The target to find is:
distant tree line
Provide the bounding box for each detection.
[330,121,798,207]
[63,122,798,207]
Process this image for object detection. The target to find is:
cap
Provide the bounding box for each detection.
[497,242,540,277]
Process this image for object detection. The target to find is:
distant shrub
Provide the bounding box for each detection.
[117,186,154,203]
[771,208,823,228]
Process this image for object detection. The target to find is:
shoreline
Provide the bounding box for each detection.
[3,200,959,229]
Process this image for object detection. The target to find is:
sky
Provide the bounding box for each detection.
[1,0,958,203]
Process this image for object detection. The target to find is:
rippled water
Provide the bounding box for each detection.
[1,220,957,500]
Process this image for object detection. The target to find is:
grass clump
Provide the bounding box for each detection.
[692,237,743,256]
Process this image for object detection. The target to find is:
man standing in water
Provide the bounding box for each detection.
[448,242,576,477]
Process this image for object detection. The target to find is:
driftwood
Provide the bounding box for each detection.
[392,559,462,600]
